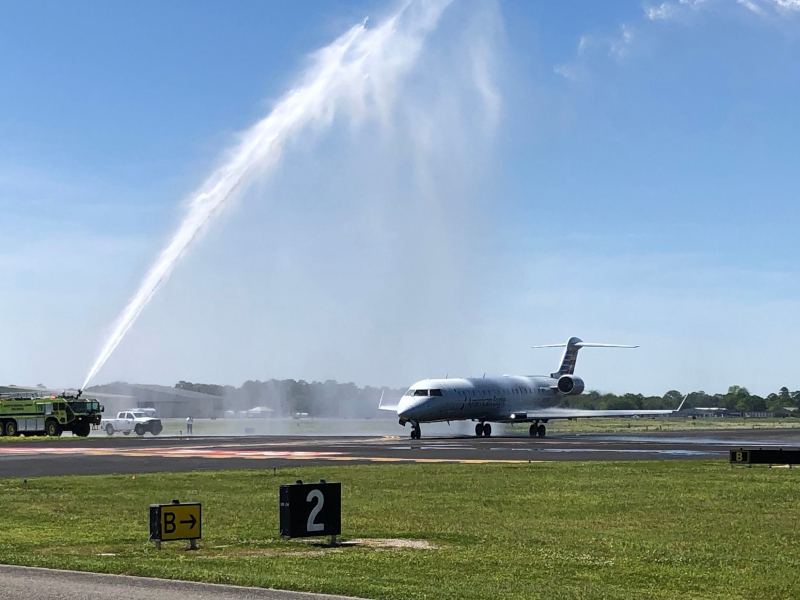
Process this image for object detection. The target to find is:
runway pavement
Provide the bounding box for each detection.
[2,428,799,478]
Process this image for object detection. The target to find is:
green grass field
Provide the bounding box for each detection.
[1,462,798,599]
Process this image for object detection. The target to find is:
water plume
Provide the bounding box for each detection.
[81,0,454,390]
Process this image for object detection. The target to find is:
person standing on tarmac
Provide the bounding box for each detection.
[186,416,194,435]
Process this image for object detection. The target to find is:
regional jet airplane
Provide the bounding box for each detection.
[379,337,685,439]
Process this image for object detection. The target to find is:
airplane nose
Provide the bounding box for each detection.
[397,397,426,420]
[397,402,412,419]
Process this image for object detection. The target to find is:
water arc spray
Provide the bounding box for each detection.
[81,0,453,391]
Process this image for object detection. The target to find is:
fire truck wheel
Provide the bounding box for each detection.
[73,422,90,437]
[0,421,4,437]
[45,419,61,437]
[5,420,18,437]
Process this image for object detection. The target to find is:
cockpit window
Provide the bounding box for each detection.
[413,389,429,397]
[404,388,415,396]
[430,389,443,396]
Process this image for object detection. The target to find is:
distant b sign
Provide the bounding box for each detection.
[730,450,750,464]
[280,480,341,538]
[150,501,202,542]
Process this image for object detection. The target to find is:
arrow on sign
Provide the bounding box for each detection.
[180,514,197,529]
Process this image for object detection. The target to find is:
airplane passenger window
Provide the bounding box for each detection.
[430,389,443,396]
[413,390,428,396]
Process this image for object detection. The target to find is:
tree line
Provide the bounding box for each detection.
[174,379,800,417]
[565,386,800,413]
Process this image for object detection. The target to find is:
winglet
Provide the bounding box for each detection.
[378,390,399,412]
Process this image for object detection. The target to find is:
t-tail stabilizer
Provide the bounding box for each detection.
[532,336,638,378]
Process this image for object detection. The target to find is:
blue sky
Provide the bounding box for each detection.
[2,0,799,395]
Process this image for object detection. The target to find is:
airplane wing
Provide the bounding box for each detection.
[378,391,399,412]
[520,395,687,421]
[522,408,676,420]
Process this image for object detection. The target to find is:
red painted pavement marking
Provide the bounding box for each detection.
[0,446,342,459]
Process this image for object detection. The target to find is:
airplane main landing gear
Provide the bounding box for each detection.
[475,422,492,437]
[529,423,546,438]
[410,423,421,440]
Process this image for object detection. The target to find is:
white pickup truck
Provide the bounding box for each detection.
[101,410,163,436]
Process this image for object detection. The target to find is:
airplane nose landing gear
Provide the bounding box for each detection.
[475,422,492,437]
[410,422,421,440]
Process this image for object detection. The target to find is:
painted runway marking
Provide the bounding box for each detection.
[0,447,343,460]
[532,448,722,456]
[388,445,475,451]
[0,445,533,465]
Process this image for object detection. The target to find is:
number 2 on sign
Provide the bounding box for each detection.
[307,489,324,532]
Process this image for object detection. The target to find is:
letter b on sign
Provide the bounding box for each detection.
[164,512,176,534]
[729,449,750,464]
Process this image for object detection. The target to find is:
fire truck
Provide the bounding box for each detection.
[0,392,103,437]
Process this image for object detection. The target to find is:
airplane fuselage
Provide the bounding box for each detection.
[396,376,562,424]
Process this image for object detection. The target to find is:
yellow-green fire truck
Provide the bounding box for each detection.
[0,394,103,437]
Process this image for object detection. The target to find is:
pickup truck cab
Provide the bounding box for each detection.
[102,410,162,436]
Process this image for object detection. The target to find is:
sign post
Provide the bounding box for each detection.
[150,499,202,550]
[280,479,341,545]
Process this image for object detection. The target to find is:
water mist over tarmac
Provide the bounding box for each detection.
[81,0,456,391]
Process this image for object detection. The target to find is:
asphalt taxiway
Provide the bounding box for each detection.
[0,565,360,600]
[2,428,799,478]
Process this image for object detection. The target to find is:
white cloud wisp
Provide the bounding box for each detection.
[557,0,800,80]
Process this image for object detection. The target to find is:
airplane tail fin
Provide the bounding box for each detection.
[532,337,638,378]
